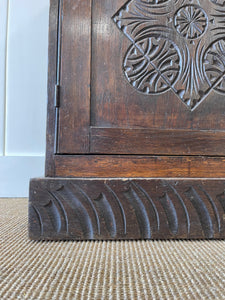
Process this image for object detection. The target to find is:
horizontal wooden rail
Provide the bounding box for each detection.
[90,128,225,156]
[49,155,225,178]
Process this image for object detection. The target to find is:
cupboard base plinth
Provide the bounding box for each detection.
[29,178,225,240]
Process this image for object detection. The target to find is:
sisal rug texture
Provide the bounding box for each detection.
[1,198,225,300]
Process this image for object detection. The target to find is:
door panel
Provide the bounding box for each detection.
[91,0,225,130]
[58,0,225,155]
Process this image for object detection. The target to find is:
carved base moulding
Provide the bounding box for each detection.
[29,178,225,240]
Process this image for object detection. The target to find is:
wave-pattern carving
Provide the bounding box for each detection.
[199,186,221,232]
[94,193,117,238]
[216,192,225,212]
[133,182,160,231]
[49,191,69,234]
[113,0,225,110]
[44,199,62,233]
[124,186,151,238]
[29,180,225,240]
[61,185,94,239]
[185,187,214,238]
[167,183,190,234]
[159,193,179,235]
[29,204,43,236]
[105,183,127,235]
[72,183,101,235]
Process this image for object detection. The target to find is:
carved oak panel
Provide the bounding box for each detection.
[89,0,225,134]
[113,0,225,110]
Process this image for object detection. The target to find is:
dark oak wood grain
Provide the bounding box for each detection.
[32,0,225,241]
[57,0,92,153]
[29,178,225,240]
[47,0,225,158]
[91,0,225,130]
[90,127,225,155]
[52,155,225,178]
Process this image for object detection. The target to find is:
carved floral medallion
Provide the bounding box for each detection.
[113,0,225,110]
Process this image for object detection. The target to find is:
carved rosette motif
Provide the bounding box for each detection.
[174,5,208,39]
[113,0,225,110]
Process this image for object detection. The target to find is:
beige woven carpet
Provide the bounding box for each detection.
[1,199,225,300]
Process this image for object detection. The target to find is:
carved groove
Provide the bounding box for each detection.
[44,200,62,233]
[62,185,94,239]
[72,184,101,235]
[216,192,225,212]
[49,191,69,234]
[113,0,225,110]
[124,186,151,239]
[30,204,43,236]
[185,187,214,238]
[199,186,221,232]
[159,193,179,235]
[133,182,160,231]
[94,193,117,238]
[105,183,127,235]
[167,183,190,234]
[29,180,225,240]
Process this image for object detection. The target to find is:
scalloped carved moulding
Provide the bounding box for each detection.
[29,179,225,240]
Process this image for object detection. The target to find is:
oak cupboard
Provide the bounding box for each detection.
[29,0,225,240]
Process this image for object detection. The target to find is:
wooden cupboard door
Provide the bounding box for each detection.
[57,0,225,155]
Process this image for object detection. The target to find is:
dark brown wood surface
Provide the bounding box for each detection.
[51,0,225,156]
[91,0,225,132]
[92,0,225,131]
[50,155,225,178]
[57,0,91,153]
[90,127,225,155]
[44,0,225,178]
[30,0,225,241]
[29,178,225,240]
[39,0,225,241]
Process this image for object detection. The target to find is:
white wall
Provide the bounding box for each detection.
[0,0,49,197]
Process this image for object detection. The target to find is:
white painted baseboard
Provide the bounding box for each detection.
[0,156,45,197]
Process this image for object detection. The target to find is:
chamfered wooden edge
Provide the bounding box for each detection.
[29,178,225,241]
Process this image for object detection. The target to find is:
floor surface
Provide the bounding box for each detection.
[1,198,225,299]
